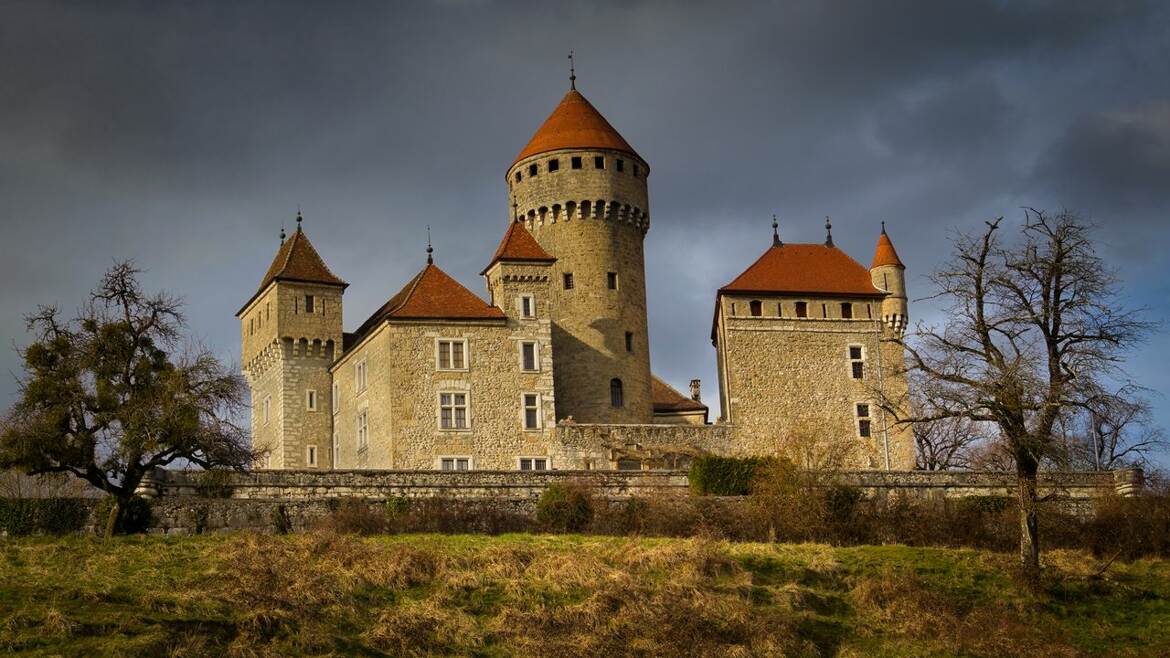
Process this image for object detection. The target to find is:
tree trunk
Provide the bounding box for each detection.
[103,498,121,539]
[1016,458,1041,591]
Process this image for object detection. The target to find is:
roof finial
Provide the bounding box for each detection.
[280,222,286,244]
[426,225,434,264]
[824,216,834,247]
[881,220,887,235]
[772,214,782,247]
[568,50,576,90]
[296,206,303,232]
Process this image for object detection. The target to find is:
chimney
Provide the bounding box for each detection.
[689,379,701,402]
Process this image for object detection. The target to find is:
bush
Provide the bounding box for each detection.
[0,498,36,536]
[316,498,389,535]
[93,496,152,535]
[270,504,293,534]
[536,484,594,532]
[688,455,768,496]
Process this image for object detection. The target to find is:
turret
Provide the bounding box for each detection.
[237,213,346,469]
[870,223,908,334]
[505,80,653,424]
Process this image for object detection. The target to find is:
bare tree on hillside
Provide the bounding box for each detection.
[885,209,1153,589]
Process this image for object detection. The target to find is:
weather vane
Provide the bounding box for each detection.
[568,50,576,90]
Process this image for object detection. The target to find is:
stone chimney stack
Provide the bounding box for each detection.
[689,379,701,402]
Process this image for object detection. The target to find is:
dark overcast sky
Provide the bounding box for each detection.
[3,1,1169,464]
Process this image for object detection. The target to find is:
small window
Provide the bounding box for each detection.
[249,317,254,335]
[856,403,872,438]
[519,457,549,471]
[521,341,538,371]
[731,302,736,316]
[571,156,582,169]
[777,303,783,317]
[849,345,865,379]
[332,429,340,465]
[306,389,318,412]
[563,272,574,290]
[633,164,639,176]
[616,159,624,172]
[263,396,271,425]
[607,272,618,289]
[867,304,873,319]
[594,156,604,169]
[528,163,538,177]
[617,458,642,471]
[357,408,369,450]
[519,295,535,319]
[548,158,559,172]
[440,457,470,471]
[514,171,522,182]
[332,383,340,415]
[305,295,315,314]
[610,378,624,408]
[439,392,469,430]
[437,339,467,370]
[841,303,853,319]
[795,301,808,318]
[822,303,828,318]
[522,393,541,430]
[306,445,318,468]
[355,360,368,392]
[749,300,762,317]
[625,331,633,352]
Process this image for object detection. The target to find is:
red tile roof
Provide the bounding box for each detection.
[719,243,886,298]
[238,226,347,315]
[651,375,708,414]
[512,89,641,167]
[480,221,556,274]
[871,229,905,268]
[349,263,505,348]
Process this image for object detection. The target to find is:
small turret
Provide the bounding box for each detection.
[870,222,908,334]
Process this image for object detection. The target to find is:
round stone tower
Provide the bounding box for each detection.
[506,84,653,423]
[870,223,908,334]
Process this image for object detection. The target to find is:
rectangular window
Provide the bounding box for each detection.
[777,302,783,317]
[594,156,604,169]
[514,170,522,182]
[306,389,317,411]
[440,457,470,471]
[522,393,541,430]
[607,272,618,289]
[439,392,469,430]
[856,403,872,438]
[437,339,468,370]
[305,295,315,314]
[263,396,271,425]
[249,317,254,335]
[749,300,762,316]
[332,383,340,414]
[357,408,369,450]
[519,295,535,319]
[306,445,318,468]
[625,331,633,352]
[548,158,559,172]
[867,304,873,319]
[841,303,853,319]
[332,428,340,466]
[563,272,574,290]
[822,303,828,318]
[521,341,538,371]
[519,457,549,471]
[633,163,639,176]
[795,301,808,318]
[355,359,368,392]
[571,156,582,169]
[616,159,625,172]
[849,345,865,380]
[528,163,538,177]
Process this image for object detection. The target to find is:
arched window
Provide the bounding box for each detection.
[749,300,762,316]
[610,378,624,408]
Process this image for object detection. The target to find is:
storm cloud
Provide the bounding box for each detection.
[2,0,1168,462]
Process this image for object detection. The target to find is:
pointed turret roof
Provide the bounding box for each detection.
[238,223,347,315]
[871,225,905,268]
[512,89,641,167]
[719,243,886,298]
[480,221,557,274]
[349,263,505,348]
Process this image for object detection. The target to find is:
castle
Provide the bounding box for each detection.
[237,79,916,472]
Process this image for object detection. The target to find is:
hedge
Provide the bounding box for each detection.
[688,456,769,496]
[0,498,91,536]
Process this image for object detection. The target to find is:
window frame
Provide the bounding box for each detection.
[306,389,318,412]
[848,344,866,380]
[520,340,540,372]
[262,395,271,425]
[528,163,538,177]
[749,300,763,317]
[855,402,872,438]
[841,302,853,319]
[438,456,472,471]
[438,391,471,431]
[571,156,582,169]
[606,271,618,290]
[521,392,542,430]
[563,272,574,290]
[625,331,633,352]
[610,378,624,408]
[518,294,536,319]
[356,407,369,452]
[435,338,470,372]
[794,301,808,318]
[594,155,604,169]
[305,444,318,468]
[355,359,368,393]
[518,456,550,471]
[332,382,340,415]
[304,294,315,314]
[548,158,559,172]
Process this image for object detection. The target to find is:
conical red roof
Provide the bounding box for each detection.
[512,89,640,167]
[480,221,556,274]
[720,243,885,297]
[238,225,347,315]
[871,229,905,268]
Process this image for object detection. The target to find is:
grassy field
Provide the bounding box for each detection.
[1,533,1167,657]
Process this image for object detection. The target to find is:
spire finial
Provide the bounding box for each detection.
[426,225,434,264]
[280,222,286,244]
[824,216,834,247]
[296,206,303,232]
[568,50,576,90]
[881,220,887,235]
[772,214,782,247]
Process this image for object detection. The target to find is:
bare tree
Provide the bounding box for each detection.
[913,415,988,470]
[886,209,1152,588]
[1059,389,1164,471]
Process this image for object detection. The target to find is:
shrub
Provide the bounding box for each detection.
[93,496,152,535]
[0,498,36,536]
[316,498,389,535]
[536,483,593,532]
[688,455,768,496]
[270,504,293,534]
